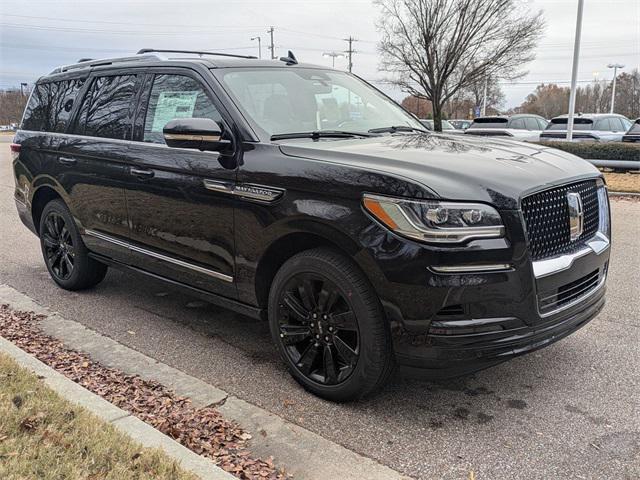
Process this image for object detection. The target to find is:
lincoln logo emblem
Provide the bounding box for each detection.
[567,192,584,241]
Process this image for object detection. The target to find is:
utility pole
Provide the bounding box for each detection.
[567,0,584,142]
[607,63,625,114]
[267,27,275,60]
[343,36,357,73]
[251,36,262,59]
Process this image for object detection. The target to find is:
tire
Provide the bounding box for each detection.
[268,248,394,402]
[39,199,108,290]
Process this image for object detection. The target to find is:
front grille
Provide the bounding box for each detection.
[538,269,601,315]
[521,180,599,261]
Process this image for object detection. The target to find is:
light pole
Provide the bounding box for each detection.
[566,0,584,142]
[607,63,625,114]
[322,51,344,68]
[481,77,488,116]
[251,36,262,59]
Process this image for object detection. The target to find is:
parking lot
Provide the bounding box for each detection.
[1,135,638,479]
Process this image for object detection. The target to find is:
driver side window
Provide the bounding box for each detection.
[143,74,222,144]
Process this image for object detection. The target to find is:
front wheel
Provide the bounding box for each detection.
[39,199,108,290]
[268,248,394,402]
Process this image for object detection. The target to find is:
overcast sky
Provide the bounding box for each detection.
[0,0,638,109]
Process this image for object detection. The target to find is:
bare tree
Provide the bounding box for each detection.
[376,0,544,131]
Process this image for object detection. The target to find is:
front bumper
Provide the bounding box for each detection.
[390,237,609,376]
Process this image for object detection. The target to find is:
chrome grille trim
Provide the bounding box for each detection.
[521,180,599,261]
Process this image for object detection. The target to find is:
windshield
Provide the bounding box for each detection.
[468,118,509,129]
[546,118,594,131]
[218,68,423,138]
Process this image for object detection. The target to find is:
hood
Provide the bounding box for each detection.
[279,132,601,209]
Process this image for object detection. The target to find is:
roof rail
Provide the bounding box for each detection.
[50,53,163,74]
[137,48,257,60]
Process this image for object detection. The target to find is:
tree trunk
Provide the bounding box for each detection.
[431,99,443,132]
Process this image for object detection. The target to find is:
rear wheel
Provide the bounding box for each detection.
[39,200,108,290]
[268,248,394,402]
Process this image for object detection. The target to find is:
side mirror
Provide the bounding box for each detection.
[163,118,230,152]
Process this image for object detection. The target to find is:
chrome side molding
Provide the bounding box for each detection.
[84,229,233,283]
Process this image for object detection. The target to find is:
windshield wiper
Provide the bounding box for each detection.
[270,130,374,141]
[368,125,429,134]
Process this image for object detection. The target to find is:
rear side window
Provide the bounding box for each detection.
[510,118,526,130]
[595,119,612,131]
[524,118,540,130]
[21,79,86,132]
[143,74,222,144]
[74,75,137,139]
[609,117,624,132]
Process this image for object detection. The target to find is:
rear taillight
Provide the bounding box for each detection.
[10,143,20,161]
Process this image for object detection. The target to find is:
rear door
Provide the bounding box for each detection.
[58,72,142,263]
[123,69,237,298]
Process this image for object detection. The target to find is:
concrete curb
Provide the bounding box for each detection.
[610,191,640,197]
[0,336,235,480]
[0,284,411,480]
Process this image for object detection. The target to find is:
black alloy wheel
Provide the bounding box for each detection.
[277,273,360,385]
[269,248,394,402]
[39,199,108,290]
[42,211,75,281]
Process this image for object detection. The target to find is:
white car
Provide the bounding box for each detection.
[419,119,465,134]
[540,114,633,143]
[464,114,549,142]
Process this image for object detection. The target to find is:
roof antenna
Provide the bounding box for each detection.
[279,50,298,65]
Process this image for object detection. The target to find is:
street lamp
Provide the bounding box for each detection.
[566,0,584,142]
[322,51,344,68]
[607,63,625,114]
[251,36,262,59]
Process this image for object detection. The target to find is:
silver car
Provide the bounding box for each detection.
[540,114,632,143]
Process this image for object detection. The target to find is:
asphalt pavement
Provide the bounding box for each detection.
[1,135,638,479]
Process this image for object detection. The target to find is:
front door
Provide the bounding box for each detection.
[124,71,237,298]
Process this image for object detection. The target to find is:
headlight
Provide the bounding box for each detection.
[363,194,504,244]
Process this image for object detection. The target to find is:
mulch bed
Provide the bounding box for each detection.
[0,304,289,480]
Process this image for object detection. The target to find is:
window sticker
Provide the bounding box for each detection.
[150,91,198,132]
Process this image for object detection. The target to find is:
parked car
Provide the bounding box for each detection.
[450,119,472,130]
[12,50,611,401]
[464,114,549,142]
[419,119,464,134]
[540,114,632,143]
[622,118,640,143]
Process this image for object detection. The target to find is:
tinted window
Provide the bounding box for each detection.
[143,74,222,144]
[547,119,594,131]
[468,118,509,129]
[21,79,86,132]
[74,75,137,139]
[524,118,540,130]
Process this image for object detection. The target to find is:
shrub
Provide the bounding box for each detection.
[537,141,640,162]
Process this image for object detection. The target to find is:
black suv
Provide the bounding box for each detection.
[12,50,611,401]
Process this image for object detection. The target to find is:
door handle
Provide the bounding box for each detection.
[130,167,155,178]
[58,156,77,166]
